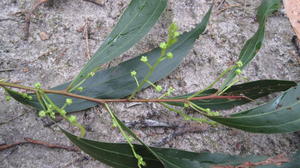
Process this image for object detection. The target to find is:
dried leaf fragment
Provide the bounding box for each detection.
[283,0,300,40]
[39,32,50,41]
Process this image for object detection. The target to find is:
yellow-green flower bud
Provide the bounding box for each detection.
[235,69,242,75]
[66,98,73,105]
[34,82,41,89]
[159,42,167,49]
[88,72,95,77]
[68,115,77,123]
[60,110,66,116]
[236,61,243,67]
[167,87,175,96]
[27,96,33,100]
[140,56,148,63]
[38,110,46,117]
[166,52,174,59]
[5,95,11,101]
[130,71,137,77]
[155,85,162,92]
[77,87,84,92]
[184,103,189,108]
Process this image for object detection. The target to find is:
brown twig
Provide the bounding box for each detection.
[23,0,49,40]
[84,18,91,59]
[0,138,78,152]
[83,0,105,6]
[24,138,79,151]
[0,68,16,72]
[0,81,248,104]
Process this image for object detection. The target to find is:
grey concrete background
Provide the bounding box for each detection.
[0,0,300,167]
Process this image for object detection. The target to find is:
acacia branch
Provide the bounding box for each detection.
[0,81,248,104]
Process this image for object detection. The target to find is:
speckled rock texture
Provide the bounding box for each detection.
[0,0,300,167]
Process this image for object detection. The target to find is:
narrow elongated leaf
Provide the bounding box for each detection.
[221,0,281,89]
[168,80,296,110]
[209,84,300,133]
[69,0,167,89]
[7,7,213,112]
[62,129,300,168]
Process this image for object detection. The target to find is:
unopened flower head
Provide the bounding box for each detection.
[68,115,77,123]
[155,85,163,92]
[77,87,84,92]
[140,56,148,63]
[159,42,167,49]
[166,52,174,59]
[167,87,175,95]
[131,71,137,77]
[235,69,242,75]
[38,110,46,117]
[184,103,190,108]
[34,82,41,89]
[88,72,95,77]
[5,95,11,102]
[60,110,67,116]
[236,61,243,67]
[66,98,73,105]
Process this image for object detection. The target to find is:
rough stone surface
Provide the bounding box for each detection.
[0,0,300,167]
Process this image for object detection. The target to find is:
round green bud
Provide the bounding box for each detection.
[140,56,148,63]
[38,110,46,117]
[49,112,55,119]
[34,82,41,88]
[174,32,180,37]
[48,104,54,109]
[66,98,73,105]
[60,110,67,116]
[77,87,84,92]
[112,120,118,128]
[136,154,146,166]
[166,52,174,59]
[236,61,243,67]
[211,112,220,116]
[183,115,190,120]
[27,96,33,100]
[128,136,134,143]
[155,85,162,92]
[130,71,137,77]
[235,69,242,75]
[184,103,190,108]
[5,95,11,102]
[88,72,95,77]
[205,108,211,112]
[68,115,77,123]
[159,42,167,49]
[167,87,175,96]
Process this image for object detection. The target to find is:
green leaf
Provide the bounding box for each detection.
[62,129,300,168]
[168,80,296,110]
[209,84,300,133]
[69,0,167,90]
[8,6,213,112]
[220,0,281,90]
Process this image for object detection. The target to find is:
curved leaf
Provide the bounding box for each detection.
[209,84,300,133]
[69,0,167,89]
[221,0,281,89]
[168,80,296,110]
[7,7,213,112]
[62,129,300,168]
